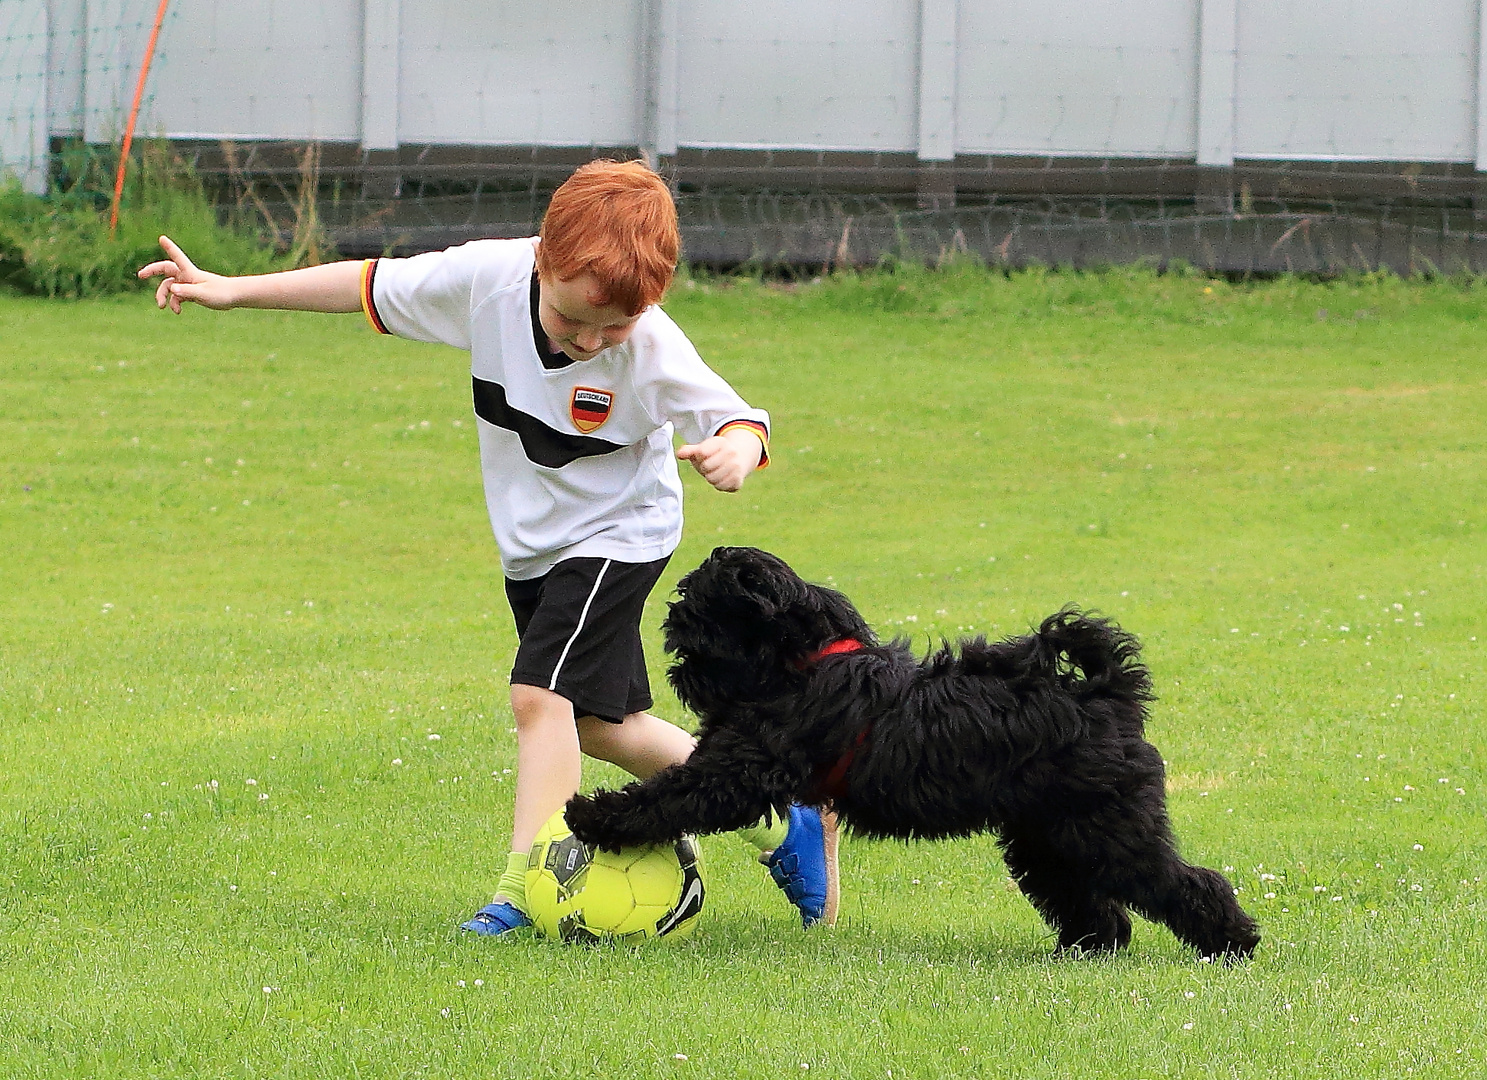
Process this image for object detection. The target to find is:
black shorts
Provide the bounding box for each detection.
[506,556,671,724]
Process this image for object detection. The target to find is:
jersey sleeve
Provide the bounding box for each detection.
[637,311,771,468]
[363,240,518,350]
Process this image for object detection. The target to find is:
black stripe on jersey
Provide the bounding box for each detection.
[471,376,626,468]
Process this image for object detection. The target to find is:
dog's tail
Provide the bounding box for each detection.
[1032,607,1154,703]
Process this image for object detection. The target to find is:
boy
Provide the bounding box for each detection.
[138,159,839,934]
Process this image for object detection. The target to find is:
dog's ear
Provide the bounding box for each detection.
[730,553,813,620]
[681,547,809,623]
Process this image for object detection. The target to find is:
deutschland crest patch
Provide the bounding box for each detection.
[570,387,614,434]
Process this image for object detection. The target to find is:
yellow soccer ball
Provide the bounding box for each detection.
[524,808,705,944]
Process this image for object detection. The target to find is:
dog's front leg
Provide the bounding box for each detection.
[567,730,793,851]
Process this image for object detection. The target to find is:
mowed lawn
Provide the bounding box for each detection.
[1,268,1483,1079]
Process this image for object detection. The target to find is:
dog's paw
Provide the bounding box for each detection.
[564,790,631,853]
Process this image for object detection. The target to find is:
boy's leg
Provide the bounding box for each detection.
[575,710,695,778]
[466,557,668,936]
[461,683,582,935]
[509,684,584,853]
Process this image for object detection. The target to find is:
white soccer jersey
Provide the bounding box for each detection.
[362,238,770,580]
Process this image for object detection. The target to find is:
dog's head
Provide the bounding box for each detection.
[662,546,875,716]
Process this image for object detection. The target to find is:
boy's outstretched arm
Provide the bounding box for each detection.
[676,425,765,493]
[138,235,364,315]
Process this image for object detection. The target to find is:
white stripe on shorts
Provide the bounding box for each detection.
[548,559,612,692]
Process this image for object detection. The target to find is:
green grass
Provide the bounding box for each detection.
[1,267,1484,1078]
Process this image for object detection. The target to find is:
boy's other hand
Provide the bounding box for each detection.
[676,428,764,493]
[138,235,235,313]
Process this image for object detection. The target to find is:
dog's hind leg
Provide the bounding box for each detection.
[998,830,1132,955]
[1117,855,1261,962]
[1070,802,1261,961]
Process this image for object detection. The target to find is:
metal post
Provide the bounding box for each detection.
[1196,0,1239,213]
[917,0,958,208]
[1473,0,1487,269]
[361,0,401,199]
[639,0,679,168]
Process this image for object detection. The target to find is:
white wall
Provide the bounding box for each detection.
[1233,0,1480,161]
[676,0,920,150]
[399,0,644,146]
[956,0,1203,157]
[6,0,1487,175]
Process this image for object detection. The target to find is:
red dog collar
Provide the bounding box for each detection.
[803,638,864,665]
[798,638,870,802]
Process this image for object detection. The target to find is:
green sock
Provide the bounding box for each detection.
[495,850,529,913]
[735,811,788,853]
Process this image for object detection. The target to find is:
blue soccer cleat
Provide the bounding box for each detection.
[764,804,840,928]
[460,900,531,936]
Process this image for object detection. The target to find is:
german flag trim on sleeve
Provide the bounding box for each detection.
[717,420,770,469]
[360,259,389,334]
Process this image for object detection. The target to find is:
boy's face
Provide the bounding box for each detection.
[538,272,642,362]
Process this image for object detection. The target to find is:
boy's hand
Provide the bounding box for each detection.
[676,427,764,493]
[138,235,235,313]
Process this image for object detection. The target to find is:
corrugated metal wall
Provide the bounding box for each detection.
[5,0,1487,191]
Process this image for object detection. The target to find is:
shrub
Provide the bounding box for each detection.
[0,141,291,299]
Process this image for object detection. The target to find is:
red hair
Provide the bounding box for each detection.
[536,160,680,316]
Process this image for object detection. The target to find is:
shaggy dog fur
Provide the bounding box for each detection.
[566,546,1260,960]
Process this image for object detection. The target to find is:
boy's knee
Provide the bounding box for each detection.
[509,683,571,729]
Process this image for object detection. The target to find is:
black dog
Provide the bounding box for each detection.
[566,546,1259,960]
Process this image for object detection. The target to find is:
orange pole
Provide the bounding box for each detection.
[108,0,172,236]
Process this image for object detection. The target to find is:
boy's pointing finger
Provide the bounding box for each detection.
[156,235,199,275]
